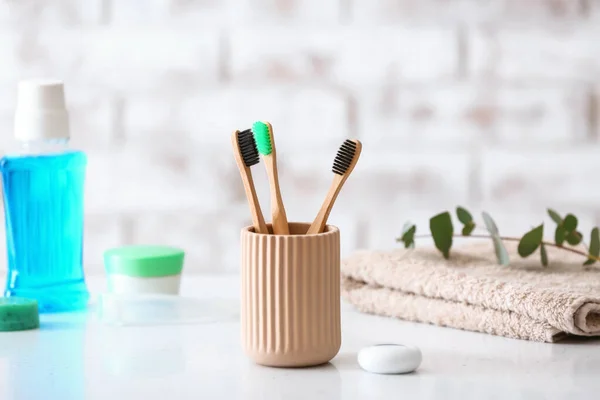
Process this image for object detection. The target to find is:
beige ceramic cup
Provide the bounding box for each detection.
[240,222,341,367]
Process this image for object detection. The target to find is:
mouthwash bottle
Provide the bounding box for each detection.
[1,80,89,312]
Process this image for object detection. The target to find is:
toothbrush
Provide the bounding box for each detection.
[231,129,269,234]
[306,139,362,235]
[252,121,290,235]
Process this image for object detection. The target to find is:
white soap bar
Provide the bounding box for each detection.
[358,344,422,374]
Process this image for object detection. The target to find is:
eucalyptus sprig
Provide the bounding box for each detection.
[397,208,600,267]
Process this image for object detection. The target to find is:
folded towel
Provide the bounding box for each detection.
[341,242,600,342]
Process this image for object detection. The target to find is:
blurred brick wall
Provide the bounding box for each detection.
[0,0,599,273]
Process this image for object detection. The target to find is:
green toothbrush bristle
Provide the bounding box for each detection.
[252,121,273,155]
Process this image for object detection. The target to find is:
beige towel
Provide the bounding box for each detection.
[341,242,600,342]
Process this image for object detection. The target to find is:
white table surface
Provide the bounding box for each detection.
[1,275,599,400]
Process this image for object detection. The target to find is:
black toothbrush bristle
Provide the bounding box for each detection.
[237,129,260,167]
[332,139,356,175]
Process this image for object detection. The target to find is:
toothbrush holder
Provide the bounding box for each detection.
[240,222,341,367]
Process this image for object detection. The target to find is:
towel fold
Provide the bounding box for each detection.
[341,242,600,342]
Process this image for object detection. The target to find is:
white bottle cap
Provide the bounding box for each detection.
[14,79,70,141]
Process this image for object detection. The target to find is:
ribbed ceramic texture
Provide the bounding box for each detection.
[241,222,341,367]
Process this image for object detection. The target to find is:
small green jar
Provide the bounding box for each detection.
[104,245,185,295]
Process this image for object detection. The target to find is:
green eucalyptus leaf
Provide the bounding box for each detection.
[405,226,416,240]
[518,224,544,257]
[398,224,416,248]
[566,231,582,246]
[589,228,599,256]
[547,209,562,225]
[584,227,599,266]
[397,223,415,244]
[481,212,499,236]
[492,236,510,266]
[456,207,473,225]
[563,214,577,232]
[462,221,476,236]
[401,236,415,249]
[540,243,548,267]
[430,212,454,259]
[398,237,414,249]
[555,225,566,246]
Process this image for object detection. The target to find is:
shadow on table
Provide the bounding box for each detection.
[556,335,600,345]
[242,360,342,399]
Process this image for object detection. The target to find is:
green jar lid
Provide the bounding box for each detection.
[0,297,40,332]
[104,245,185,277]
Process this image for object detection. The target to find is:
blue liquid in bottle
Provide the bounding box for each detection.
[1,149,89,312]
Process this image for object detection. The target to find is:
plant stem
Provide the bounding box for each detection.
[411,233,600,262]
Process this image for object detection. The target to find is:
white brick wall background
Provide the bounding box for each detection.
[0,0,599,274]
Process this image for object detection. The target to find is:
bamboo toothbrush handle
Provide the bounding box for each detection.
[306,175,344,235]
[241,169,269,234]
[264,155,289,235]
